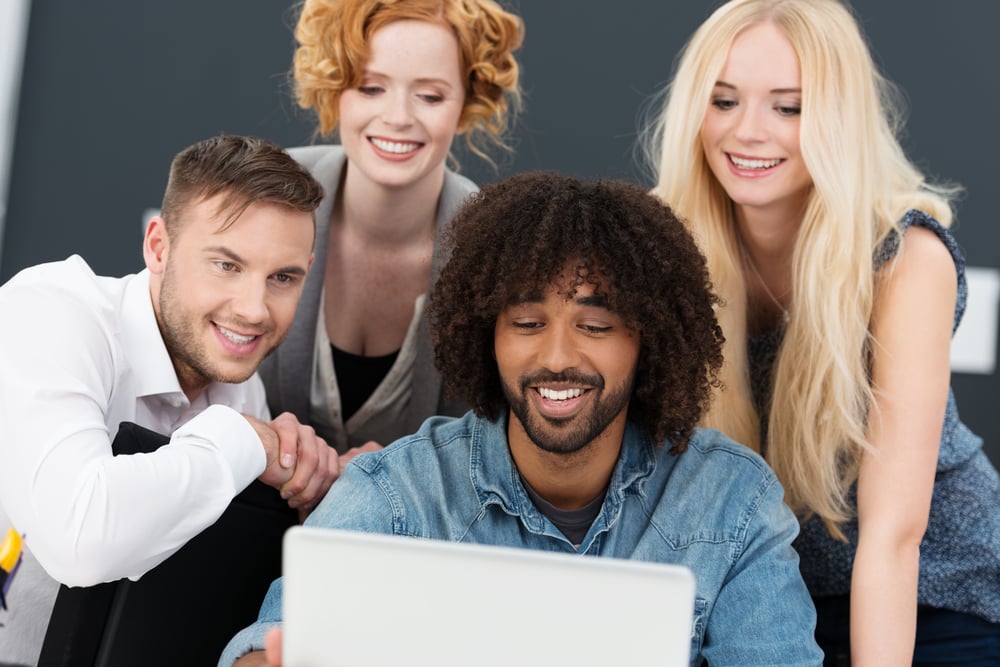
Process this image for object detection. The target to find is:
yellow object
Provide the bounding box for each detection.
[0,528,22,573]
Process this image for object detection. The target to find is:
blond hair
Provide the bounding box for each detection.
[292,0,523,164]
[643,0,957,537]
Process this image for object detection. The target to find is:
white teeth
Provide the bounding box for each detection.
[538,387,584,401]
[218,326,255,345]
[729,155,781,169]
[370,138,420,154]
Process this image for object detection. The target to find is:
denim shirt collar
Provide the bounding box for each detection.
[468,414,661,545]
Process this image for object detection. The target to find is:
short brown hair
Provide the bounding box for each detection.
[429,172,725,452]
[160,134,324,234]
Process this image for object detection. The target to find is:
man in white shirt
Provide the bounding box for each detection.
[0,134,342,665]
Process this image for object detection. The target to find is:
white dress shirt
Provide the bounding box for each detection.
[0,255,269,665]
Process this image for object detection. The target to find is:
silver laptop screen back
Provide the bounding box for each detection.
[282,526,694,667]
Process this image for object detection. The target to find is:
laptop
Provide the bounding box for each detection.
[282,526,695,667]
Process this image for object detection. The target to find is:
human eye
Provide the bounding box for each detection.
[417,92,445,104]
[357,84,384,96]
[580,323,613,335]
[215,260,239,273]
[775,100,801,116]
[512,320,543,331]
[271,272,299,287]
[710,96,737,111]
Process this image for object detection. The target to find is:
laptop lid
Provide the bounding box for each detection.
[282,526,694,667]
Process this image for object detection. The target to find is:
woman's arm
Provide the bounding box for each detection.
[851,225,956,665]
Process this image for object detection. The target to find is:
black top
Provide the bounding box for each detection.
[331,344,400,422]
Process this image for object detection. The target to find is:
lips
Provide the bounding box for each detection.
[727,153,783,170]
[213,323,264,354]
[217,325,257,345]
[369,136,422,155]
[537,387,584,401]
[532,386,591,419]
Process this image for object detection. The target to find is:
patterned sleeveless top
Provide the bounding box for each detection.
[748,209,1000,622]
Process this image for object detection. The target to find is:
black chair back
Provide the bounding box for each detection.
[38,422,297,667]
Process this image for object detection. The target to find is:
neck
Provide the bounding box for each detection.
[506,412,625,510]
[735,202,800,284]
[172,362,208,404]
[734,205,799,332]
[733,202,800,257]
[339,162,444,247]
[150,284,209,404]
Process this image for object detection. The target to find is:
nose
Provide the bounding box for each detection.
[734,105,766,144]
[380,90,413,128]
[229,277,269,325]
[536,323,580,373]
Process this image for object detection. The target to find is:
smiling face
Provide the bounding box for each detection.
[145,194,314,399]
[338,19,466,193]
[494,273,640,457]
[699,22,813,219]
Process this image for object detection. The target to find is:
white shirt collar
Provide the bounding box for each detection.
[120,268,265,412]
[120,268,186,401]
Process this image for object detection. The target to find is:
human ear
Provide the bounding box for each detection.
[142,216,170,275]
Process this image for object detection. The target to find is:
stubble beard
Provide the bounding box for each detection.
[157,262,275,389]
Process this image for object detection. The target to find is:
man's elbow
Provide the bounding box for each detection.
[31,536,153,587]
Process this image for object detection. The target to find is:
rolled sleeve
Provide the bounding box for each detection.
[217,579,284,666]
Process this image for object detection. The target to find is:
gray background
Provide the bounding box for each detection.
[2,1,996,463]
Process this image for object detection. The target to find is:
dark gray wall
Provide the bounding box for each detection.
[3,1,997,463]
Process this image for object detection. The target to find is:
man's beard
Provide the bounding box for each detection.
[501,368,634,455]
[157,262,276,388]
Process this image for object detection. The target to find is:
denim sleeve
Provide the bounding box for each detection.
[216,579,283,667]
[216,462,397,667]
[700,476,824,666]
[304,457,400,534]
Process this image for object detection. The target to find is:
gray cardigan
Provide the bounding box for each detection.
[257,145,476,450]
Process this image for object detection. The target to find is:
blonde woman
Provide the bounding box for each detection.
[645,0,1000,664]
[258,0,522,460]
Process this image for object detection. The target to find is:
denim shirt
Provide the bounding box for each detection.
[220,413,822,666]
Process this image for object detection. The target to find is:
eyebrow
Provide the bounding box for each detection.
[506,292,544,306]
[506,293,612,309]
[204,246,308,277]
[713,80,801,95]
[361,69,456,91]
[576,294,610,309]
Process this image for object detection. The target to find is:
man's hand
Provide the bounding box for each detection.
[340,440,384,467]
[244,413,338,511]
[265,628,283,666]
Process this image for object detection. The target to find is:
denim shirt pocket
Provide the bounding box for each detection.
[689,596,708,659]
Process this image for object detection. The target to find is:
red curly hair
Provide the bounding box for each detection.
[293,0,523,163]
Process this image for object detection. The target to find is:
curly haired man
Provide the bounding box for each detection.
[222,172,822,667]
